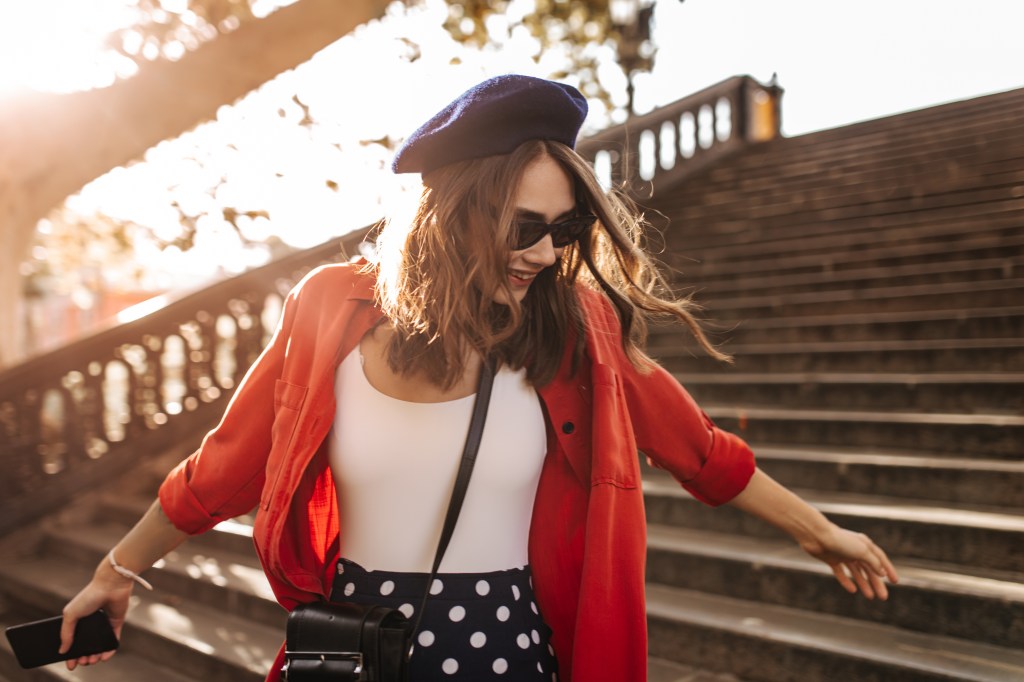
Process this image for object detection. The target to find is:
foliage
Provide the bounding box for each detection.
[442,0,656,111]
[105,0,259,63]
[107,0,657,113]
[25,0,662,309]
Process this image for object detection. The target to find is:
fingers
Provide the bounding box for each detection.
[848,562,876,599]
[66,650,117,670]
[58,609,77,656]
[830,564,857,594]
[857,533,900,587]
[833,561,890,600]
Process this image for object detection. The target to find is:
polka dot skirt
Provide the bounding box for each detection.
[330,558,559,681]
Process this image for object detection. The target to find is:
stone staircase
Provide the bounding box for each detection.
[640,85,1024,680]
[1,86,1022,681]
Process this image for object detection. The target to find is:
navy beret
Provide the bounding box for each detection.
[392,75,588,174]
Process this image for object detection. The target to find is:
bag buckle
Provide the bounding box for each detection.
[281,651,363,680]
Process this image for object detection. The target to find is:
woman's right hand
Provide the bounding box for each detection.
[59,558,133,670]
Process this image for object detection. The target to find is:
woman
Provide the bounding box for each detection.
[59,75,898,681]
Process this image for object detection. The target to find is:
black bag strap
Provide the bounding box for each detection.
[409,357,496,640]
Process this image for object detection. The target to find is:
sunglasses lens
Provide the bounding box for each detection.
[511,214,595,250]
[513,221,548,250]
[551,215,595,247]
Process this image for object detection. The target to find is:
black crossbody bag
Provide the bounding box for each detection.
[282,359,496,682]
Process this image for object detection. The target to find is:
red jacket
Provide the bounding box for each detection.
[158,262,755,681]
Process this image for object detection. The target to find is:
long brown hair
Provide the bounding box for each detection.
[363,139,727,390]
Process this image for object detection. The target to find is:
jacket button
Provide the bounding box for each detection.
[561,421,575,435]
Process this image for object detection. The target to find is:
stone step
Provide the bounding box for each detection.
[699,143,1024,206]
[657,306,1024,345]
[723,95,1024,167]
[691,153,1024,210]
[745,446,1024,509]
[670,172,1024,229]
[646,525,1024,649]
[668,181,1024,233]
[663,176,1024,248]
[675,372,1024,413]
[0,611,194,682]
[700,279,1024,320]
[667,211,1023,271]
[699,404,1024,459]
[40,521,282,630]
[642,476,1024,573]
[647,656,744,682]
[0,558,279,682]
[645,584,1024,682]
[757,105,1024,161]
[686,255,1024,300]
[661,338,1024,374]
[674,223,1024,280]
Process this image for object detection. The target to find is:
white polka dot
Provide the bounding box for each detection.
[430,579,444,595]
[511,585,521,601]
[531,629,540,644]
[442,658,459,674]
[538,662,544,673]
[380,580,395,595]
[517,633,530,649]
[496,606,510,622]
[476,579,491,596]
[552,674,558,681]
[529,575,533,588]
[548,644,555,655]
[470,632,487,648]
[399,603,414,618]
[493,658,508,674]
[418,630,435,647]
[449,605,466,622]
[343,582,355,596]
[531,601,539,614]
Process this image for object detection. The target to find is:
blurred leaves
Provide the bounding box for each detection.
[105,0,260,64]
[28,0,662,301]
[441,0,657,111]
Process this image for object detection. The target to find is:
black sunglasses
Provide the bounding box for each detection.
[511,213,596,250]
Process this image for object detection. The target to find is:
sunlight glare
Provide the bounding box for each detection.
[0,0,136,94]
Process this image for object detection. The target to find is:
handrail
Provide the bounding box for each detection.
[0,228,370,537]
[577,74,783,195]
[0,76,783,537]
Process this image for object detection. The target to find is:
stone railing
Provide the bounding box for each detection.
[0,76,783,536]
[577,74,782,195]
[0,230,370,537]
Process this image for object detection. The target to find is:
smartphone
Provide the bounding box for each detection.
[5,610,119,669]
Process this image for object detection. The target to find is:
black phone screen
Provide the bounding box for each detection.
[5,610,119,669]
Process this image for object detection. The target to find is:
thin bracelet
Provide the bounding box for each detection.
[108,550,154,591]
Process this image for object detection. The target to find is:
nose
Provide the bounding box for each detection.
[522,234,562,267]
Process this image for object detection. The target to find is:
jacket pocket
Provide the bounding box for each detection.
[590,363,639,489]
[260,380,309,509]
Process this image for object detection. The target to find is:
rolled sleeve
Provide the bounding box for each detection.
[625,362,756,506]
[679,413,756,506]
[159,456,227,534]
[581,290,756,507]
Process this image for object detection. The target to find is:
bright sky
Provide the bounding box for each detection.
[643,0,1024,136]
[9,0,1024,296]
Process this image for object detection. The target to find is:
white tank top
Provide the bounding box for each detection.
[329,347,548,573]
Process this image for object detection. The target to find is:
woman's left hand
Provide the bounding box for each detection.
[799,524,900,600]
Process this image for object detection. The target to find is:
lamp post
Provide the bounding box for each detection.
[609,0,656,117]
